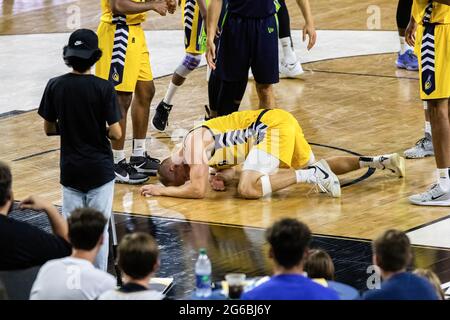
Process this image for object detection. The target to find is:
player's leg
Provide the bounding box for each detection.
[410,99,450,205]
[396,0,418,70]
[255,83,276,109]
[128,80,160,176]
[252,15,279,109]
[326,154,405,177]
[404,101,434,158]
[277,0,304,78]
[111,92,149,184]
[237,149,340,199]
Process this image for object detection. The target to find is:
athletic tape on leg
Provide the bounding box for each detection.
[260,175,272,197]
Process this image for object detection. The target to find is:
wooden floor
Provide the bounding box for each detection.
[2,0,449,241]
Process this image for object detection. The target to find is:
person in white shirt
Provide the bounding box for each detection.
[99,232,163,300]
[30,208,116,300]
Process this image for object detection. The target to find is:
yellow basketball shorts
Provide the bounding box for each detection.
[415,24,450,100]
[254,109,312,169]
[96,22,153,93]
[182,0,206,54]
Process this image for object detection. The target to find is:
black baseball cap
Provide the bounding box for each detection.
[64,29,99,59]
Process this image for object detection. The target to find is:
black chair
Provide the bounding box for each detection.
[0,266,41,300]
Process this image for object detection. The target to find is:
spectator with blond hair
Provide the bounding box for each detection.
[414,268,445,300]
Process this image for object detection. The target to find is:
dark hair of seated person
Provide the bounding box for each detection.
[68,208,107,250]
[266,218,312,269]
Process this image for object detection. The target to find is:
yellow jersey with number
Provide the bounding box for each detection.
[412,0,450,24]
[100,0,147,25]
[201,109,312,170]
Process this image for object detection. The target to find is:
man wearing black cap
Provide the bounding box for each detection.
[38,29,122,271]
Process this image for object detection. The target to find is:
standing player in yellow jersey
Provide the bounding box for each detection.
[152,0,208,132]
[140,109,405,199]
[406,0,450,205]
[96,0,176,185]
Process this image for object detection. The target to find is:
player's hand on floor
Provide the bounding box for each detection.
[210,175,226,191]
[303,23,317,50]
[151,1,168,16]
[19,195,50,211]
[141,185,162,196]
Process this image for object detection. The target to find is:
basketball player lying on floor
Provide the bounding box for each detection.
[140,109,405,199]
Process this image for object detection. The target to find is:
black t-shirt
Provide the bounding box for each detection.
[227,0,276,18]
[0,215,72,271]
[38,73,121,192]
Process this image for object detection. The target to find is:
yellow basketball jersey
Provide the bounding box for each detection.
[201,109,312,170]
[202,110,265,169]
[412,0,450,24]
[100,0,147,25]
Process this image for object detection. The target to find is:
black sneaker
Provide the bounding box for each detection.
[114,159,149,185]
[129,152,160,176]
[152,100,172,132]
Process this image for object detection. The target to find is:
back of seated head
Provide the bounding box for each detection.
[373,229,412,273]
[0,161,12,209]
[304,249,335,280]
[413,268,445,300]
[118,232,159,280]
[68,208,107,251]
[266,218,311,269]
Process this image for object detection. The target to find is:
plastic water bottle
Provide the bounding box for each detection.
[195,248,212,298]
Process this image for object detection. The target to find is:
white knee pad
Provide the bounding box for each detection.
[423,101,428,110]
[175,53,202,78]
[260,175,272,197]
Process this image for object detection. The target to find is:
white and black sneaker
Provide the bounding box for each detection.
[279,60,305,78]
[309,159,341,198]
[409,184,450,206]
[129,152,160,176]
[152,100,173,132]
[404,134,434,159]
[114,159,149,185]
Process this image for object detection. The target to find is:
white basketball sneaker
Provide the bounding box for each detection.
[404,135,434,159]
[309,159,341,198]
[279,60,304,78]
[383,153,406,178]
[409,184,450,206]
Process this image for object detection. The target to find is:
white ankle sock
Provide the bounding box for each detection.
[280,37,297,65]
[359,156,391,169]
[163,82,180,105]
[295,168,316,184]
[132,139,146,157]
[437,168,450,192]
[425,121,432,137]
[399,36,413,54]
[113,149,126,164]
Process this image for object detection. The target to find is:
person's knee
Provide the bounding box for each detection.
[175,53,202,78]
[135,81,155,107]
[237,180,262,199]
[428,100,448,120]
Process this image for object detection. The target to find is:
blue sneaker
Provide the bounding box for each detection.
[396,49,419,71]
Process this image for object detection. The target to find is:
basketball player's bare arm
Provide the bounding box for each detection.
[198,0,208,20]
[295,0,316,50]
[142,164,210,198]
[206,0,223,69]
[110,0,168,15]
